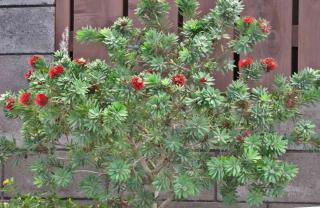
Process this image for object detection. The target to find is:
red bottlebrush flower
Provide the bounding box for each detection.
[199,77,207,84]
[172,74,186,86]
[19,92,32,106]
[24,70,33,80]
[74,58,87,65]
[48,65,65,79]
[28,55,42,67]
[34,94,49,107]
[131,76,145,90]
[261,57,278,72]
[5,98,14,111]
[243,130,252,138]
[243,16,255,24]
[238,57,253,69]
[236,131,252,142]
[259,19,272,33]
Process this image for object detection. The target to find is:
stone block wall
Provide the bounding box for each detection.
[0,1,319,207]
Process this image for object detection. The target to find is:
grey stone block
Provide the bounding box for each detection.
[0,55,39,93]
[0,0,54,5]
[0,54,52,90]
[269,203,320,208]
[0,7,54,53]
[0,111,22,143]
[3,152,101,198]
[276,103,320,150]
[168,202,267,208]
[218,152,320,203]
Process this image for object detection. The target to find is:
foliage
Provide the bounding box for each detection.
[0,195,106,208]
[1,0,320,208]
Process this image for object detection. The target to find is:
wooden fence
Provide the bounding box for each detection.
[55,0,320,89]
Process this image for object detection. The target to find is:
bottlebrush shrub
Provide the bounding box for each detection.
[1,0,320,207]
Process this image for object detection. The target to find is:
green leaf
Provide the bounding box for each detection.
[247,187,264,207]
[107,160,131,183]
[207,157,224,181]
[224,156,241,177]
[80,175,105,200]
[173,174,199,199]
[52,168,73,188]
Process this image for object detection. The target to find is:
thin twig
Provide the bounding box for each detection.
[159,194,174,208]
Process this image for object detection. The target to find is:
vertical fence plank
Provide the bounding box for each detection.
[73,0,123,60]
[55,0,71,50]
[128,0,178,32]
[242,0,292,88]
[198,0,233,90]
[299,0,320,70]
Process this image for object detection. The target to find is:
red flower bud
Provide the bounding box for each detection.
[5,98,15,111]
[239,57,253,69]
[261,57,277,72]
[24,70,34,80]
[28,55,42,67]
[243,16,255,24]
[48,65,65,79]
[74,58,87,65]
[259,19,272,33]
[34,94,49,107]
[131,76,145,90]
[236,135,245,142]
[199,77,207,84]
[19,92,32,106]
[172,74,186,86]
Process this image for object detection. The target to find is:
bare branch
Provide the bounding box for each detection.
[159,194,174,208]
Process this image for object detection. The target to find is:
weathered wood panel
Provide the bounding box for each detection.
[242,0,292,88]
[73,0,123,60]
[298,0,320,70]
[55,0,71,50]
[128,0,178,32]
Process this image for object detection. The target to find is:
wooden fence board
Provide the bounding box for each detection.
[299,0,320,70]
[128,0,178,33]
[73,0,123,60]
[55,0,71,50]
[242,0,292,88]
[198,0,233,91]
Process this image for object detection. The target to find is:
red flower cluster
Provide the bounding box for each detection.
[131,76,145,90]
[261,57,277,72]
[243,16,255,24]
[74,58,87,65]
[34,94,49,107]
[24,70,33,80]
[236,130,252,142]
[28,55,42,67]
[259,19,272,33]
[49,65,65,79]
[239,57,253,69]
[199,77,207,84]
[5,98,15,111]
[172,74,186,86]
[19,92,32,106]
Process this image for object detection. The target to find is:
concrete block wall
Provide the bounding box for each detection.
[0,1,320,207]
